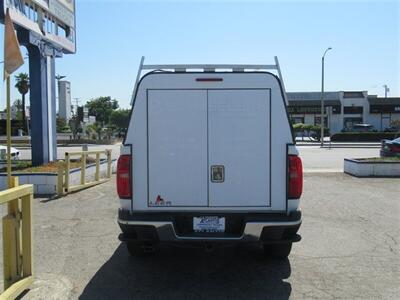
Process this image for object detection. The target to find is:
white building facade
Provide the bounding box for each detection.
[58,80,72,121]
[287,91,400,134]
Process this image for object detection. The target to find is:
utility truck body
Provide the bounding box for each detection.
[117,58,303,258]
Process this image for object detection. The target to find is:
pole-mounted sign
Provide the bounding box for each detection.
[1,0,76,54]
[1,0,76,166]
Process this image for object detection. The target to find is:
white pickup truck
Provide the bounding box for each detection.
[117,57,303,259]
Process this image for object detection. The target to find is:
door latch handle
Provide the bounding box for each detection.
[211,165,225,183]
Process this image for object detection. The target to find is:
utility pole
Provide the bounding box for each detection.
[321,47,332,147]
[383,85,389,98]
[73,97,80,106]
[73,97,80,115]
[71,98,81,140]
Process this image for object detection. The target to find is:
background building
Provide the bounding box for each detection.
[287,91,400,134]
[58,81,72,121]
[367,96,400,130]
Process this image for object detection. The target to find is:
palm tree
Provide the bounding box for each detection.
[14,73,30,132]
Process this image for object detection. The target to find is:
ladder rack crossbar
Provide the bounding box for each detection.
[142,64,278,71]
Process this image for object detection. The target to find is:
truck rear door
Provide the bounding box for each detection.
[208,89,271,207]
[148,88,271,209]
[148,90,208,207]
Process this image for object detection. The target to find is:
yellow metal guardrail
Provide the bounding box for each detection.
[0,178,33,300]
[57,149,112,196]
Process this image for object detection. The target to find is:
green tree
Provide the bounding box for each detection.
[309,125,330,141]
[292,123,305,140]
[292,123,304,132]
[12,99,23,130]
[85,96,119,125]
[56,117,67,133]
[87,122,103,140]
[69,115,82,139]
[13,99,23,120]
[104,125,116,140]
[14,73,30,131]
[109,109,130,130]
[85,127,92,139]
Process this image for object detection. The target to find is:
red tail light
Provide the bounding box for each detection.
[288,155,303,199]
[389,144,400,153]
[117,155,132,199]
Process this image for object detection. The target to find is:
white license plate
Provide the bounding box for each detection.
[193,216,225,233]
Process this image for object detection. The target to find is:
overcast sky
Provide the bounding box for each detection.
[0,0,399,109]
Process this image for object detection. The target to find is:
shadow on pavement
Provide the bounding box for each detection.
[79,243,291,299]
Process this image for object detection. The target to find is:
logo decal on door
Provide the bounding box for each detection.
[150,195,172,207]
[155,195,164,205]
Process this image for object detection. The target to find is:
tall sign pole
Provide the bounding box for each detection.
[3,8,24,186]
[6,77,11,186]
[320,47,332,147]
[321,56,325,147]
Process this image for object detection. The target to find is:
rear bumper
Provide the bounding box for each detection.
[118,210,302,244]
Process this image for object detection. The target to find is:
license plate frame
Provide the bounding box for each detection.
[193,216,225,233]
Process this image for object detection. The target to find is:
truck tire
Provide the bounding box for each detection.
[263,243,292,259]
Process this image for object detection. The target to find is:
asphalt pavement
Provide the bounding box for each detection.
[1,173,397,299]
[2,143,397,299]
[298,146,379,172]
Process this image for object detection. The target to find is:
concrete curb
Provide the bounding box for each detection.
[297,143,380,148]
[344,158,400,177]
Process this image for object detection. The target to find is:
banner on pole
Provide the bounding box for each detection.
[3,8,24,80]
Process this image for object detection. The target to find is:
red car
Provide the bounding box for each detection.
[380,137,400,157]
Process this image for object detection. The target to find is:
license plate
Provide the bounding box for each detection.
[193,216,225,233]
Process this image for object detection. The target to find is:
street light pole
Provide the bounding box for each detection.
[321,47,332,147]
[383,85,389,98]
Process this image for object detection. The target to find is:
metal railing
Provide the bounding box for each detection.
[0,178,33,300]
[57,149,112,196]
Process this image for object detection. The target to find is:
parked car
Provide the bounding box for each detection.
[342,124,376,133]
[116,60,303,259]
[384,126,400,133]
[380,137,400,157]
[0,145,20,160]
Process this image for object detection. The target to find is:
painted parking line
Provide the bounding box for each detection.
[304,169,342,173]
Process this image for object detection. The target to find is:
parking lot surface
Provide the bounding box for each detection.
[298,146,379,172]
[6,172,398,299]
